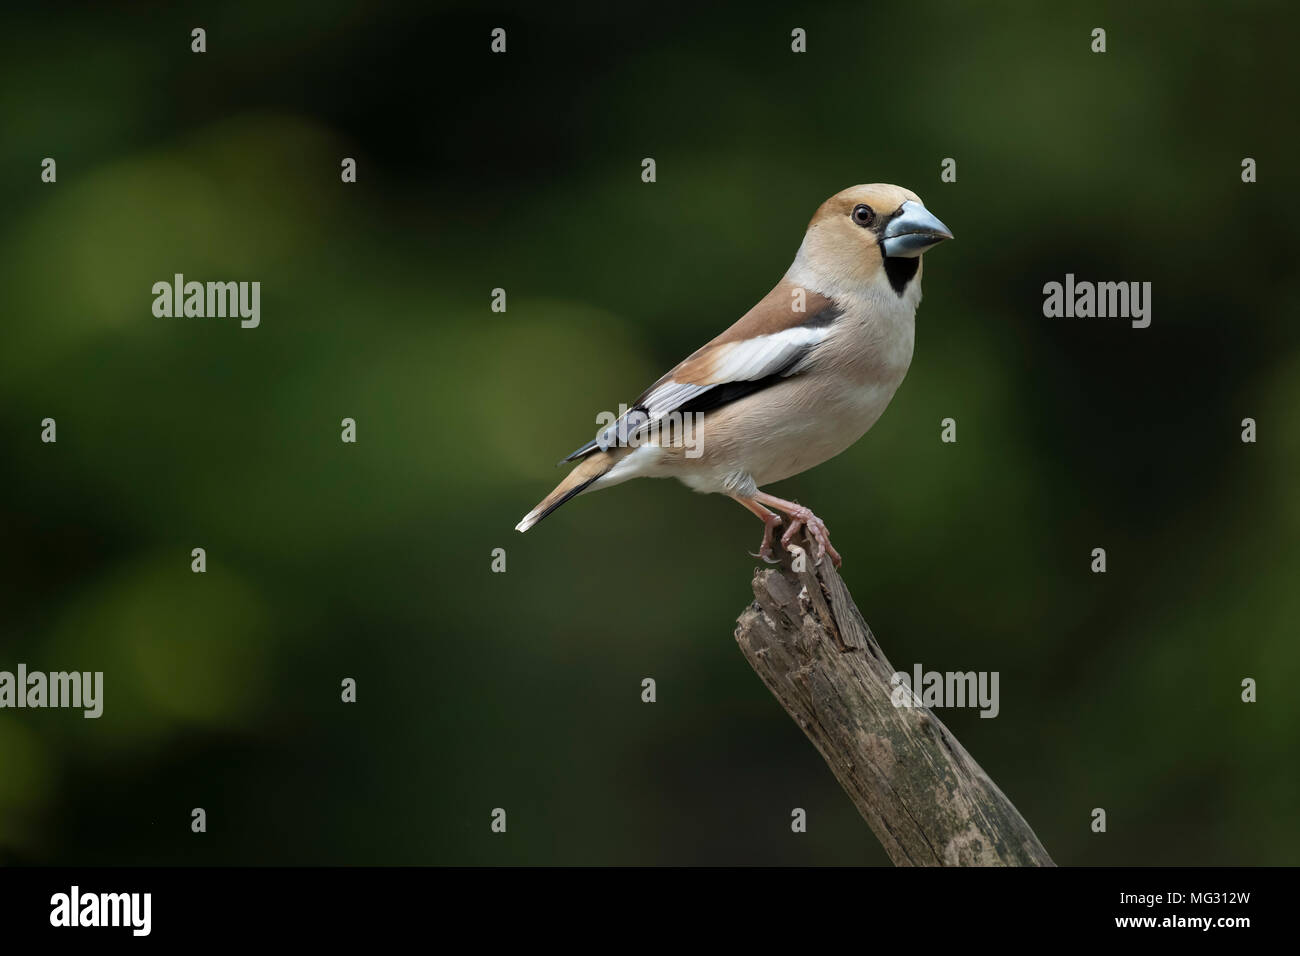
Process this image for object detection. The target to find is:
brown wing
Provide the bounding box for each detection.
[562,279,844,461]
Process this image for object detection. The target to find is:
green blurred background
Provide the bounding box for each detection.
[1,1,1297,865]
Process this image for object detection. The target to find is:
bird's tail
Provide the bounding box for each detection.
[514,448,628,533]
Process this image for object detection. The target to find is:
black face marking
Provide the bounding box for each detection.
[870,205,907,242]
[873,204,919,296]
[883,256,920,296]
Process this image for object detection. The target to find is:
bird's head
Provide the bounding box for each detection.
[792,184,953,298]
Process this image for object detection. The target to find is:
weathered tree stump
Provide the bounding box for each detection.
[734,547,1055,866]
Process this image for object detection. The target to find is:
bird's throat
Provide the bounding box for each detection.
[883,256,920,296]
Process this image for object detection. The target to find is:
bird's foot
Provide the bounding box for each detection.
[749,511,786,564]
[778,505,843,568]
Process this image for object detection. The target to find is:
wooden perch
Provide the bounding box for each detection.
[734,545,1055,866]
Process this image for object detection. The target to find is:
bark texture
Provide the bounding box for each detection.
[734,549,1055,866]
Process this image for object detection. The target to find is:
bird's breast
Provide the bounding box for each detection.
[662,294,919,493]
[744,301,915,484]
[817,296,916,400]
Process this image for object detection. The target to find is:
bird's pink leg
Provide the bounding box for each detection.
[752,491,843,568]
[729,495,785,564]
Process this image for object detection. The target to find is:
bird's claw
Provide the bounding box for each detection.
[778,505,843,568]
[750,512,787,565]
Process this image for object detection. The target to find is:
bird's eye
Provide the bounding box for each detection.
[851,204,875,227]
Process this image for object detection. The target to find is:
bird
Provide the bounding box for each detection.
[514,184,952,567]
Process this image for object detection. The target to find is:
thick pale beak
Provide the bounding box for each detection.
[882,200,953,258]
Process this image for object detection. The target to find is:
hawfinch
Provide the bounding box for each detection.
[515,184,952,566]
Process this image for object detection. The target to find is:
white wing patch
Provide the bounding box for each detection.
[587,325,829,453]
[642,326,827,416]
